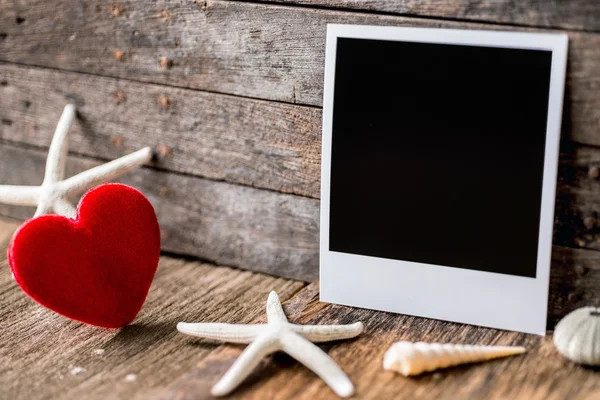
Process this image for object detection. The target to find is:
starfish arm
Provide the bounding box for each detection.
[34,200,52,218]
[0,185,40,206]
[211,332,281,397]
[62,147,153,197]
[266,291,288,323]
[44,104,76,184]
[52,198,77,219]
[177,322,265,344]
[293,322,364,343]
[280,332,355,398]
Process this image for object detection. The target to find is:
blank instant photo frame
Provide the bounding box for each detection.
[320,25,568,335]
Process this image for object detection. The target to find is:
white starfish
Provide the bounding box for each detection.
[177,291,364,398]
[0,104,153,218]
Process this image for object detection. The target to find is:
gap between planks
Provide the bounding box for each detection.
[233,0,600,33]
[1,142,600,305]
[2,0,600,133]
[0,59,323,111]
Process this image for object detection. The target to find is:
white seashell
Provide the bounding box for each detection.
[553,306,600,366]
[383,341,526,376]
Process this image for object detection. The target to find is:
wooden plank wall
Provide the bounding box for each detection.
[1,0,599,321]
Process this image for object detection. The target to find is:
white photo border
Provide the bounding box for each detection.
[319,24,568,335]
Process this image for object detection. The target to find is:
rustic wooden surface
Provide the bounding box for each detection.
[0,0,598,398]
[0,144,320,281]
[1,1,600,146]
[0,142,599,300]
[1,0,600,260]
[0,218,305,400]
[0,63,322,198]
[0,220,596,400]
[263,0,600,31]
[555,143,600,251]
[1,142,600,296]
[157,282,600,400]
[3,64,600,255]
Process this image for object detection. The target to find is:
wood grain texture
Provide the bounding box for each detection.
[157,282,600,400]
[3,71,600,253]
[0,217,305,400]
[261,0,600,31]
[555,143,600,252]
[0,63,321,198]
[548,246,600,328]
[0,216,19,246]
[0,143,320,281]
[0,143,598,313]
[1,1,600,145]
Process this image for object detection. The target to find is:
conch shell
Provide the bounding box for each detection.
[383,341,526,376]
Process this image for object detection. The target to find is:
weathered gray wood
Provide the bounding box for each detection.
[0,217,305,400]
[5,65,600,212]
[554,144,600,255]
[0,143,320,281]
[0,63,322,198]
[263,0,600,31]
[1,142,599,309]
[0,216,19,246]
[1,1,600,145]
[2,215,593,400]
[157,282,600,400]
[3,62,600,252]
[548,245,600,327]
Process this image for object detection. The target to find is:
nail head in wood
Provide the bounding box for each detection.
[156,144,173,158]
[588,166,599,179]
[159,57,173,70]
[574,264,587,277]
[113,50,125,62]
[111,3,125,17]
[155,10,172,21]
[583,216,596,230]
[158,95,171,108]
[159,186,170,198]
[113,89,126,104]
[110,136,125,149]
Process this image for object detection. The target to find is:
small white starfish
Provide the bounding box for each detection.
[0,104,153,218]
[177,291,364,398]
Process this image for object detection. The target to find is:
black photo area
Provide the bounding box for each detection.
[329,37,553,277]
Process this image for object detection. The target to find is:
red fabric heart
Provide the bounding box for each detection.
[8,183,161,328]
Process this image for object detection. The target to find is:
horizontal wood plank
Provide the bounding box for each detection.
[0,143,320,281]
[4,64,600,252]
[5,63,600,216]
[157,282,600,400]
[262,0,600,32]
[547,245,600,327]
[0,216,19,246]
[2,216,594,400]
[555,143,600,252]
[0,218,305,400]
[1,143,598,313]
[1,1,600,145]
[0,63,321,198]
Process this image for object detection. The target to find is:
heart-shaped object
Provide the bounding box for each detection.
[8,183,161,328]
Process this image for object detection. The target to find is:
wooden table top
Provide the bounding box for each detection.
[0,217,597,400]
